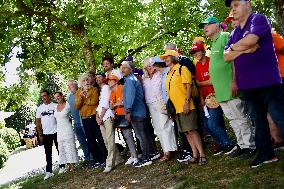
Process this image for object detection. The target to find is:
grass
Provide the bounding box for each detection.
[1,150,284,189]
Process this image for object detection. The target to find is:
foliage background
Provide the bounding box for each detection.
[0,0,283,131]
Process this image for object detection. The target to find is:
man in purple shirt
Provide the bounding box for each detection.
[224,0,284,168]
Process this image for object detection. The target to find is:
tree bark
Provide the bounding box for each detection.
[83,39,94,71]
[275,0,284,35]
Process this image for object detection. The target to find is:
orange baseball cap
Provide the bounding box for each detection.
[160,50,179,60]
[107,74,119,82]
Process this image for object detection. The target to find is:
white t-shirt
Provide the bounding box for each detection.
[96,85,114,122]
[36,102,57,135]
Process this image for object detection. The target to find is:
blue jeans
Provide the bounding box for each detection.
[132,117,155,157]
[203,106,232,147]
[242,84,284,158]
[74,123,90,161]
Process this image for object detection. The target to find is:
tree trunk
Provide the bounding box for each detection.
[275,0,284,35]
[83,39,94,71]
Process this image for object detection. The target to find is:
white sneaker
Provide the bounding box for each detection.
[44,172,54,180]
[103,166,112,173]
[58,167,66,174]
[125,157,135,165]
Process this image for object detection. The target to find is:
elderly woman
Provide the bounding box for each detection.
[75,73,107,168]
[142,58,177,161]
[161,50,207,165]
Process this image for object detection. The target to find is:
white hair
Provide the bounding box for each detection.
[121,61,134,69]
[78,73,89,88]
[67,80,78,89]
[142,57,153,78]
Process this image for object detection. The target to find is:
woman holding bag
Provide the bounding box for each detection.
[142,58,177,162]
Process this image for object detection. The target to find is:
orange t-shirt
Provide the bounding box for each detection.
[272,32,284,77]
[109,85,125,115]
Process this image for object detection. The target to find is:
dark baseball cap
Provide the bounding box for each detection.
[225,0,250,7]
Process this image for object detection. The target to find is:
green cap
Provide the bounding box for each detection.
[199,16,220,29]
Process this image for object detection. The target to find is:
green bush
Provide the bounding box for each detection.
[0,127,21,151]
[0,138,9,168]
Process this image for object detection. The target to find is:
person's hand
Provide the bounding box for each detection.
[200,98,205,109]
[39,135,44,144]
[96,116,101,125]
[109,101,114,109]
[80,90,87,98]
[183,101,190,114]
[244,44,259,54]
[231,81,238,97]
[125,113,131,123]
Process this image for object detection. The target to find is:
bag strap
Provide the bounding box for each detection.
[168,69,177,91]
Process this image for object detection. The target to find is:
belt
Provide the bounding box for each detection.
[81,115,96,120]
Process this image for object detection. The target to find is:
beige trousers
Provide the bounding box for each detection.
[100,117,122,168]
[220,98,255,149]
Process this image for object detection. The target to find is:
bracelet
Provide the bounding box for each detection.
[230,44,235,51]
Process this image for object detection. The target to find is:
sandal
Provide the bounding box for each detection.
[198,157,207,165]
[160,153,171,162]
[188,157,199,164]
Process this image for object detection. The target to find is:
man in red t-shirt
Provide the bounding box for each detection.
[190,43,234,155]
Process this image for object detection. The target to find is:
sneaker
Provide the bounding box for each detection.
[250,155,278,168]
[213,148,224,156]
[240,148,256,159]
[44,172,54,180]
[177,150,192,162]
[228,146,243,158]
[58,167,66,174]
[150,152,160,161]
[134,157,152,168]
[223,145,238,155]
[125,157,135,165]
[103,166,112,173]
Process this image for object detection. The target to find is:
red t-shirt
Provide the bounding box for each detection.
[195,57,215,99]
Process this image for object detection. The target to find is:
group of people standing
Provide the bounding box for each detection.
[35,0,284,181]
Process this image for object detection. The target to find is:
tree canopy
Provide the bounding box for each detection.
[0,0,283,128]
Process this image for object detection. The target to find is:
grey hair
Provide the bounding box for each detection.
[67,80,78,89]
[164,43,177,51]
[78,73,89,88]
[121,61,134,70]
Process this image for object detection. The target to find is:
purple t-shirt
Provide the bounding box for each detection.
[226,13,281,90]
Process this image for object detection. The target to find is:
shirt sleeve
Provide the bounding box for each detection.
[249,14,271,38]
[123,78,136,110]
[273,32,284,50]
[225,31,235,50]
[99,85,111,109]
[35,106,41,118]
[181,66,192,84]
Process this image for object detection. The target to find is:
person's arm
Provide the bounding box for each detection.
[35,118,43,136]
[196,79,212,86]
[75,90,84,110]
[123,79,136,113]
[224,45,259,62]
[229,34,259,51]
[183,83,192,114]
[98,86,111,122]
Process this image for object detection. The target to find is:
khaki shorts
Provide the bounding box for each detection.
[175,110,198,133]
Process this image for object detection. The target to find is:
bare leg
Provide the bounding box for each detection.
[267,113,282,143]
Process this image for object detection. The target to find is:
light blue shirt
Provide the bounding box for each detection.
[162,67,170,103]
[67,92,82,125]
[123,74,146,118]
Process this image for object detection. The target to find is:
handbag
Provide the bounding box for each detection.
[113,115,130,129]
[205,93,220,109]
[166,69,178,118]
[166,99,176,118]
